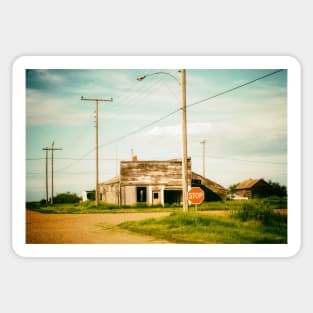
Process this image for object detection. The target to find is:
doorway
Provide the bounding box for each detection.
[136,187,147,203]
[164,190,182,204]
[152,190,161,205]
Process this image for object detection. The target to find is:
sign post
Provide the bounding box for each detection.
[188,187,204,213]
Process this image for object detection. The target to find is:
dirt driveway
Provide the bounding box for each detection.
[26,210,171,244]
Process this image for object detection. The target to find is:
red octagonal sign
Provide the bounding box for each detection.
[188,187,205,204]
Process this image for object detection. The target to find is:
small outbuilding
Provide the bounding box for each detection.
[235,178,274,199]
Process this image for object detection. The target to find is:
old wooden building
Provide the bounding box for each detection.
[99,158,227,206]
[235,178,274,199]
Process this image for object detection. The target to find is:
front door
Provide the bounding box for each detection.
[152,191,161,205]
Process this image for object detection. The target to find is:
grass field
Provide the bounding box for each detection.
[119,211,287,244]
[118,197,288,244]
[26,196,287,214]
[26,201,176,214]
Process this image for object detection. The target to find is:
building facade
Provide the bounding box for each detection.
[99,158,227,206]
[99,158,192,206]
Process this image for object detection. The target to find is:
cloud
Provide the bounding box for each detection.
[26,89,91,126]
[145,122,213,137]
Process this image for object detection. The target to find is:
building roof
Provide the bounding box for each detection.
[192,172,227,199]
[99,176,120,185]
[235,179,263,190]
[121,157,191,164]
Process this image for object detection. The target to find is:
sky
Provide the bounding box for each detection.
[26,68,287,201]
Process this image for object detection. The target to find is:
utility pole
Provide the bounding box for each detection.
[51,141,62,205]
[42,147,49,204]
[200,139,207,178]
[180,69,189,213]
[136,69,189,212]
[81,96,113,206]
[42,142,62,205]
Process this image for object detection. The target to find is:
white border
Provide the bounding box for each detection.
[12,56,301,258]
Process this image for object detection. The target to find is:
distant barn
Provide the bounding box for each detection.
[99,158,227,206]
[235,178,274,199]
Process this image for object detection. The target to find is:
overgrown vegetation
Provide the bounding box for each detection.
[118,197,287,244]
[119,209,287,244]
[26,196,287,216]
[229,199,287,231]
[26,200,177,214]
[191,196,287,212]
[38,192,82,206]
[52,192,81,204]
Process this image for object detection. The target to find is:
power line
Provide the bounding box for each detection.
[108,74,166,116]
[191,154,287,165]
[98,109,180,148]
[98,69,285,149]
[186,69,284,109]
[27,157,122,161]
[53,76,171,172]
[53,69,285,171]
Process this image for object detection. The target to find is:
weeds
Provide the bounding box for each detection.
[119,212,287,244]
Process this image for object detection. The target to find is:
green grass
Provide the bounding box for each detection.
[26,197,287,215]
[195,196,287,212]
[119,211,287,244]
[26,201,177,214]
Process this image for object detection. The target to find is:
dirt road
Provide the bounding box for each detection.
[26,210,171,244]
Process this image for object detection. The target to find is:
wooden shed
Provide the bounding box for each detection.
[235,178,274,199]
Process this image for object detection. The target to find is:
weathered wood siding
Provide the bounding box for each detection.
[236,180,274,199]
[236,189,252,198]
[251,180,274,198]
[121,186,136,205]
[99,178,120,205]
[120,159,192,187]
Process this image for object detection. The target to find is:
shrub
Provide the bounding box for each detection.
[53,192,81,204]
[231,200,286,226]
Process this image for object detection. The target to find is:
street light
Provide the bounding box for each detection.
[137,70,189,212]
[136,71,181,86]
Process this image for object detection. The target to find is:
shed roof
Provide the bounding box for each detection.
[235,179,263,190]
[99,176,120,185]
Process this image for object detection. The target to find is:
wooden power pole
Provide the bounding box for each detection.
[180,69,189,213]
[81,96,113,206]
[43,142,62,205]
[42,147,49,204]
[200,139,207,178]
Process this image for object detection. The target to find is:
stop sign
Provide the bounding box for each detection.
[188,187,205,204]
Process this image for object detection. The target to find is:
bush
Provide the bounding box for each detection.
[231,200,286,226]
[26,201,41,210]
[262,196,287,209]
[53,192,81,204]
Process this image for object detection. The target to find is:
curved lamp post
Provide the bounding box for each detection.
[137,70,189,212]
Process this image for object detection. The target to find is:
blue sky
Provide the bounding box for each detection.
[26,69,287,201]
